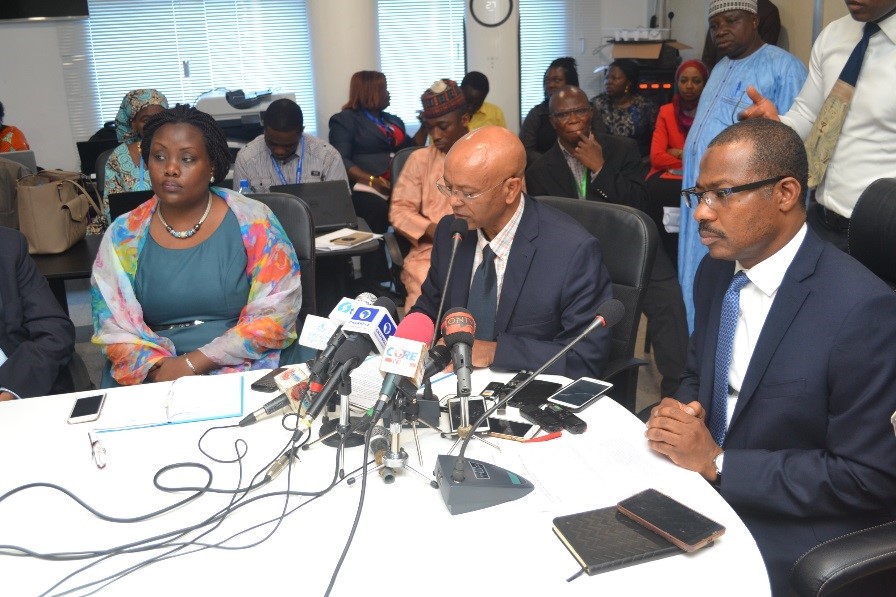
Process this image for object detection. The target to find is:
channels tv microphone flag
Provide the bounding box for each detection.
[431,218,468,347]
[434,299,625,515]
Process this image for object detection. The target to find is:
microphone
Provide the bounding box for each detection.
[435,298,625,515]
[367,312,434,425]
[368,425,395,483]
[295,297,399,435]
[306,292,377,388]
[441,308,475,398]
[431,218,468,347]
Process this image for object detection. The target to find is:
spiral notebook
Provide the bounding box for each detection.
[552,505,681,576]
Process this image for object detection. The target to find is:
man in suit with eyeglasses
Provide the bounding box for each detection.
[411,126,613,379]
[646,118,896,595]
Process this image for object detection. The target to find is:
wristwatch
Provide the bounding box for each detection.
[712,451,724,489]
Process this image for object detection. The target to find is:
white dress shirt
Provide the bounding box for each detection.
[725,224,807,426]
[780,12,896,218]
[472,196,525,305]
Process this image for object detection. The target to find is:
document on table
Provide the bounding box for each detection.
[95,374,245,433]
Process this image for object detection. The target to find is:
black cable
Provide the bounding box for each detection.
[324,423,375,596]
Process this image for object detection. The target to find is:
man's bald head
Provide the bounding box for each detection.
[446,125,526,179]
[442,126,526,239]
[548,85,589,113]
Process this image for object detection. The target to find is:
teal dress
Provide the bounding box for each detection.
[100,211,249,387]
[137,210,249,352]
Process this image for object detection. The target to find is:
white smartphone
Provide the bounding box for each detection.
[487,418,540,441]
[67,393,107,424]
[447,397,491,433]
[546,377,612,412]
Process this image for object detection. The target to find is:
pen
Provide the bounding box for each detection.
[89,430,107,469]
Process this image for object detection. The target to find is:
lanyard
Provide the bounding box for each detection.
[363,110,395,145]
[271,136,305,185]
[579,171,588,199]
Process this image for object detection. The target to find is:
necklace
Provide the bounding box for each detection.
[157,193,213,239]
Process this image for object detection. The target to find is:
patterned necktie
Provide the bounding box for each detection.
[805,21,880,187]
[710,271,750,446]
[468,245,497,340]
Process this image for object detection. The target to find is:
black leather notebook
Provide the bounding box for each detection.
[552,506,681,575]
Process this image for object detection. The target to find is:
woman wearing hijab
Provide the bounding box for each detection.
[103,89,169,212]
[592,59,659,158]
[645,59,708,266]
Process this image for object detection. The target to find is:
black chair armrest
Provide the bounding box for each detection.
[790,521,896,596]
[603,356,648,381]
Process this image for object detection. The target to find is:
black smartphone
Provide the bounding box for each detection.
[447,397,491,433]
[616,488,726,552]
[251,367,287,392]
[518,404,563,433]
[479,381,505,398]
[67,393,107,424]
[505,380,563,408]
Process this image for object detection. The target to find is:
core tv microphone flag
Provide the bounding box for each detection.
[435,299,625,515]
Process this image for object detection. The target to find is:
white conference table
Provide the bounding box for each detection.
[0,370,770,596]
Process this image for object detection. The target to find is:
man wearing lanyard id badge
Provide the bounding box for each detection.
[526,86,689,400]
[233,98,347,193]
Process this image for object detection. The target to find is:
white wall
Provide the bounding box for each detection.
[0,21,77,171]
[0,1,844,172]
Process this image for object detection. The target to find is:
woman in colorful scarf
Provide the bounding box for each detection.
[592,59,659,158]
[102,89,169,213]
[92,104,302,387]
[645,59,709,266]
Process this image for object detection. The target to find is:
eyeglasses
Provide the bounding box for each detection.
[681,176,786,209]
[435,177,513,201]
[549,107,592,123]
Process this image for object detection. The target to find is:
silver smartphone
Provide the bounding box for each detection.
[67,393,107,424]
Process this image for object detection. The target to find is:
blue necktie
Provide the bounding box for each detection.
[839,21,880,86]
[468,245,497,340]
[710,271,750,446]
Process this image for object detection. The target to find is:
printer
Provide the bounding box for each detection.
[195,89,297,143]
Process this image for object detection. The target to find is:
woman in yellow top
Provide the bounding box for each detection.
[0,101,30,153]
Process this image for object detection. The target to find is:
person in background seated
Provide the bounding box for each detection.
[232,98,347,193]
[0,101,30,153]
[390,79,469,308]
[92,104,302,387]
[0,227,75,400]
[412,126,613,380]
[646,119,896,595]
[526,85,688,398]
[592,59,658,158]
[103,90,169,207]
[329,71,420,283]
[646,59,709,266]
[520,57,605,166]
[460,71,506,130]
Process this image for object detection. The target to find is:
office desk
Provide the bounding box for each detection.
[315,217,381,314]
[0,371,769,596]
[32,234,102,314]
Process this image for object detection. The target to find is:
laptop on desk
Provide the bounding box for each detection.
[108,190,153,221]
[2,150,37,174]
[269,180,357,233]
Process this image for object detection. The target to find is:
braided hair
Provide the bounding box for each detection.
[141,103,231,184]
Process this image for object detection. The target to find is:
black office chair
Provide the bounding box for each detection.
[384,145,423,303]
[790,521,896,596]
[536,196,657,414]
[247,192,316,323]
[848,177,896,289]
[94,148,114,199]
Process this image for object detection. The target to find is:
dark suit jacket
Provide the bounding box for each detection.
[677,229,896,594]
[0,227,75,397]
[411,195,613,379]
[328,108,414,178]
[525,135,648,211]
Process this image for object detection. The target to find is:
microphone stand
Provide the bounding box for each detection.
[423,227,465,403]
[434,311,612,514]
